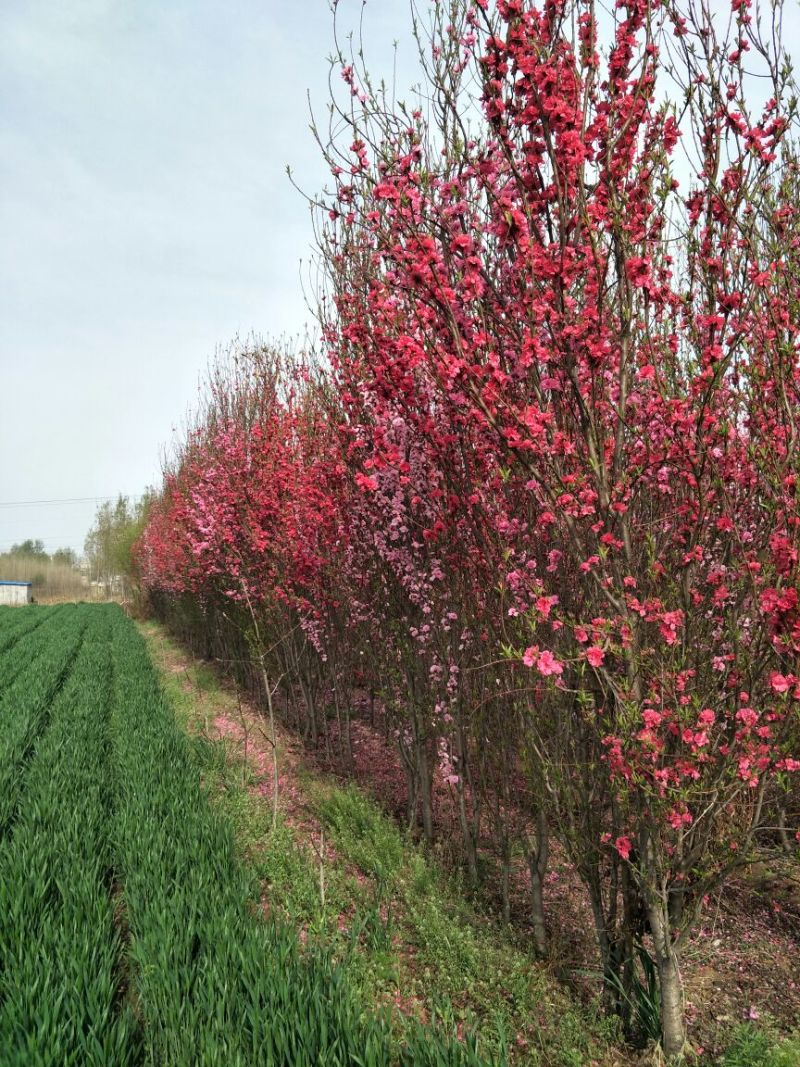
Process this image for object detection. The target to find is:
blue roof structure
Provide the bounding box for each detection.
[0,580,32,586]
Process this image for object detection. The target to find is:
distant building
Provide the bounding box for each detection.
[0,580,33,605]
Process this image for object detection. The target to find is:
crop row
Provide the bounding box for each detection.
[0,604,90,836]
[0,610,76,699]
[0,605,64,690]
[0,607,138,1066]
[109,611,394,1065]
[0,603,52,651]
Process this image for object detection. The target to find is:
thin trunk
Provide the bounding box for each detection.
[647,901,687,1061]
[343,701,353,768]
[500,832,511,924]
[778,806,793,854]
[456,777,479,884]
[417,741,435,846]
[406,768,418,833]
[260,663,280,833]
[333,682,345,763]
[527,809,549,957]
[586,878,631,1021]
[402,752,418,832]
[530,870,547,955]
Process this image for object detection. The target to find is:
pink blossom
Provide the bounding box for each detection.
[736,707,759,728]
[667,807,693,829]
[536,594,558,618]
[770,672,791,694]
[615,836,632,861]
[522,645,539,668]
[537,650,564,676]
[355,472,378,492]
[586,645,605,667]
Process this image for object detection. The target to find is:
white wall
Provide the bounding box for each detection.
[0,583,32,605]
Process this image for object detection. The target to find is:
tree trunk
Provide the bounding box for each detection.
[417,742,435,846]
[454,774,479,882]
[778,805,793,854]
[530,870,547,955]
[499,830,511,924]
[526,810,549,956]
[260,663,280,833]
[658,952,686,1060]
[647,902,687,1061]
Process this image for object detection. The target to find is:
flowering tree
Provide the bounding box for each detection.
[138,344,352,814]
[315,0,800,1056]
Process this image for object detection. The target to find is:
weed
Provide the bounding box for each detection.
[718,1024,800,1067]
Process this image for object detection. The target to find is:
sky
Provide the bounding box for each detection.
[0,0,418,554]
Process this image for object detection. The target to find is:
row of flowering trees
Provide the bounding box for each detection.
[137,0,800,1058]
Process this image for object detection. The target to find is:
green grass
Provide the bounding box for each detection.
[0,603,53,659]
[0,603,89,835]
[0,606,138,1066]
[312,784,622,1067]
[717,1024,800,1067]
[0,605,65,694]
[113,616,387,1065]
[141,620,622,1067]
[124,615,494,1065]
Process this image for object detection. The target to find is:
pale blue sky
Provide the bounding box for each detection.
[0,0,416,552]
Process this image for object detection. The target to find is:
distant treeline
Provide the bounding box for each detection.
[0,550,86,601]
[6,540,77,566]
[2,494,151,602]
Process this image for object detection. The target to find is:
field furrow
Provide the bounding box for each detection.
[0,604,90,837]
[0,606,139,1066]
[0,603,57,658]
[0,606,68,697]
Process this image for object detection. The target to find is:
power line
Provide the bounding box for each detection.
[0,535,90,544]
[0,495,143,509]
